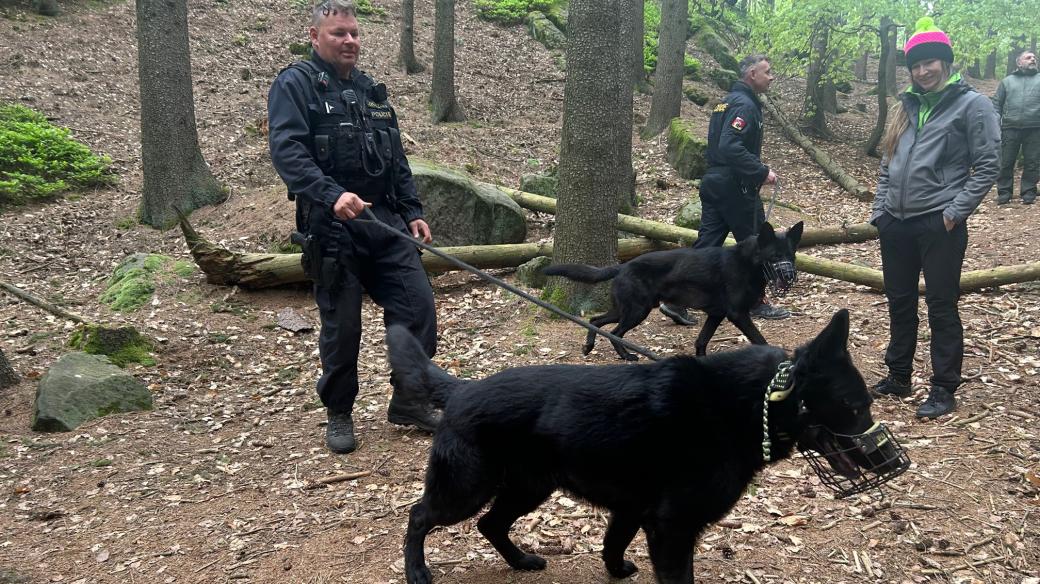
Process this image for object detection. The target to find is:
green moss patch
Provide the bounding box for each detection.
[100,253,190,312]
[68,324,155,368]
[667,118,708,180]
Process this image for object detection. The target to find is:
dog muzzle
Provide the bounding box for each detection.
[763,260,796,297]
[798,422,911,498]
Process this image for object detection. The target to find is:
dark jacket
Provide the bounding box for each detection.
[705,80,770,186]
[267,53,423,225]
[993,69,1040,129]
[872,78,1000,224]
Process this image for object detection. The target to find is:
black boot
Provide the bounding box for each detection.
[325,410,357,454]
[916,386,957,419]
[388,387,441,434]
[659,304,698,326]
[872,374,912,398]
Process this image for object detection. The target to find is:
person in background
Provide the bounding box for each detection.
[870,17,1000,418]
[993,50,1040,205]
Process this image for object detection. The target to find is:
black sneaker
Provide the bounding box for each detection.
[1023,197,1036,205]
[916,386,957,419]
[749,303,790,320]
[997,196,1011,205]
[872,375,912,398]
[325,410,357,454]
[659,303,698,326]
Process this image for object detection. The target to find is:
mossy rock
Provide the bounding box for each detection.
[544,0,567,32]
[33,0,60,16]
[520,172,559,199]
[288,40,311,57]
[99,253,171,312]
[708,68,738,91]
[684,55,702,81]
[675,193,702,230]
[667,118,708,180]
[516,256,552,289]
[68,324,155,368]
[32,352,152,432]
[527,11,566,50]
[684,85,709,106]
[693,28,739,73]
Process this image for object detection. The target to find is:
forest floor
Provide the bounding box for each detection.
[0,1,1038,583]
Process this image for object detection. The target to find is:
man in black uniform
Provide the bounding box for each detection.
[660,54,789,324]
[268,0,439,454]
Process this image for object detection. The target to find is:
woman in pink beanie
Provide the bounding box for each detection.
[869,17,1000,418]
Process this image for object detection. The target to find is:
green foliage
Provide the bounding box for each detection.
[0,104,113,206]
[643,1,661,72]
[356,0,386,17]
[684,54,702,79]
[475,0,555,25]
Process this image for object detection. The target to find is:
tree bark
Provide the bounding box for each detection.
[624,0,646,90]
[399,0,425,74]
[430,0,465,122]
[761,95,873,201]
[984,48,997,79]
[548,0,625,312]
[617,0,641,212]
[854,51,868,80]
[864,16,893,158]
[641,0,687,138]
[136,0,224,230]
[0,348,18,390]
[803,18,833,137]
[885,24,898,97]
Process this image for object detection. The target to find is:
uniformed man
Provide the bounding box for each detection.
[660,54,790,324]
[267,0,439,454]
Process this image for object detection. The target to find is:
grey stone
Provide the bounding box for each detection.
[675,194,703,230]
[684,85,709,106]
[667,118,708,180]
[520,173,558,199]
[516,256,553,289]
[527,11,566,50]
[32,352,152,432]
[411,160,527,246]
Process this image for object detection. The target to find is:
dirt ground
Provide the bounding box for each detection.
[1,1,1038,583]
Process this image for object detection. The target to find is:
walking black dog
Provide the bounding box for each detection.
[388,309,907,584]
[543,221,804,359]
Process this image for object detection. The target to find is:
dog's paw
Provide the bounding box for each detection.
[510,553,547,571]
[582,344,594,356]
[606,559,638,578]
[406,564,433,584]
[621,353,639,362]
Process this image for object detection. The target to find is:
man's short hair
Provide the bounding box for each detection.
[1019,50,1036,61]
[739,54,769,79]
[312,0,356,27]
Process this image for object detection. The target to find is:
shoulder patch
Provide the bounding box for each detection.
[731,116,746,131]
[713,103,729,113]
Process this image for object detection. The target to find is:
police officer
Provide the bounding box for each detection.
[659,54,789,324]
[268,0,439,454]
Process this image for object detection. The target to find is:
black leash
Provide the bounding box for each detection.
[357,207,662,361]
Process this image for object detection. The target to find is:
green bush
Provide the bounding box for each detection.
[0,104,113,205]
[475,0,555,25]
[684,54,702,79]
[643,1,661,72]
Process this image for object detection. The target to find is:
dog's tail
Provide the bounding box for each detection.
[386,325,461,409]
[542,263,621,283]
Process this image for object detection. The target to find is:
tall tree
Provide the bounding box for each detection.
[865,16,894,157]
[430,0,465,122]
[399,0,425,74]
[135,0,224,229]
[545,0,624,313]
[641,0,687,138]
[617,0,642,212]
[0,347,18,390]
[626,0,646,91]
[803,17,834,137]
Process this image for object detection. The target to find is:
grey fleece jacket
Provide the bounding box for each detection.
[872,80,1000,225]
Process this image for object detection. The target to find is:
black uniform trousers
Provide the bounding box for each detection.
[310,204,437,414]
[996,127,1040,202]
[693,171,765,249]
[877,211,967,392]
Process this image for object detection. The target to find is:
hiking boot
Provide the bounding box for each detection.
[916,386,957,419]
[325,410,357,454]
[749,303,790,320]
[1023,197,1036,205]
[660,303,699,326]
[996,195,1011,205]
[388,392,441,433]
[872,374,912,398]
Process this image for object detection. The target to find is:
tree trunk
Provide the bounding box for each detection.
[854,51,868,80]
[885,24,898,96]
[761,95,873,201]
[399,0,425,74]
[548,0,624,312]
[135,0,224,230]
[0,348,18,390]
[984,49,997,79]
[625,0,646,90]
[803,18,832,137]
[864,17,892,158]
[430,0,465,122]
[617,0,641,213]
[966,58,981,79]
[641,0,687,138]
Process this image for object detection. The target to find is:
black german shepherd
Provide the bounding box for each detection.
[543,221,804,359]
[388,310,905,584]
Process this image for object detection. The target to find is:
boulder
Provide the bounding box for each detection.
[411,160,527,246]
[516,256,552,289]
[520,172,559,199]
[694,28,739,73]
[527,11,566,50]
[32,352,152,432]
[684,85,709,106]
[667,118,708,180]
[545,1,568,32]
[100,253,171,312]
[675,193,703,230]
[708,68,738,92]
[68,324,155,368]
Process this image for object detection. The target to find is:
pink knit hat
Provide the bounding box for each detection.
[904,17,954,68]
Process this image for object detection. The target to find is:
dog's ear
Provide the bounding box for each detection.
[787,221,804,249]
[812,309,850,356]
[758,221,776,245]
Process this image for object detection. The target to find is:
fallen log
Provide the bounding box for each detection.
[498,188,878,247]
[760,95,874,202]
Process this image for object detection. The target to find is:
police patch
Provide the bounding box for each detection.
[731,116,746,131]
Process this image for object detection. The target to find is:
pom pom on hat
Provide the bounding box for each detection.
[904,16,954,68]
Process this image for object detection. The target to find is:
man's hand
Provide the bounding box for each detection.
[409,219,432,244]
[764,169,778,185]
[333,192,371,220]
[943,216,955,232]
